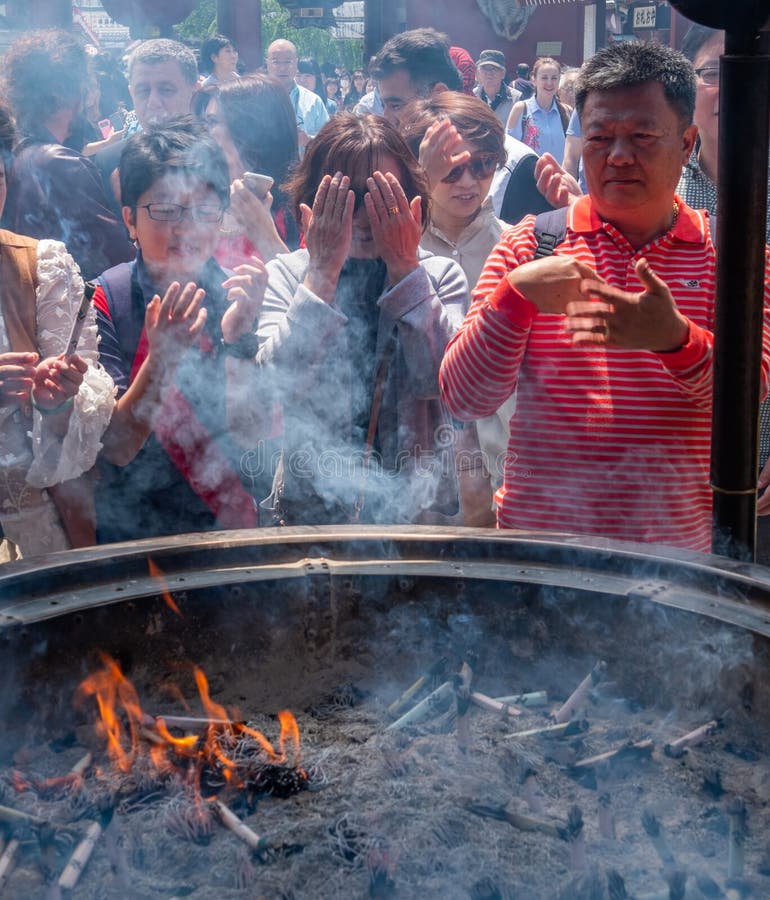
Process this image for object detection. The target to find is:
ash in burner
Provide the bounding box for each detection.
[2,582,770,899]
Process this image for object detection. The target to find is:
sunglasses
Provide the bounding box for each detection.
[441,153,499,184]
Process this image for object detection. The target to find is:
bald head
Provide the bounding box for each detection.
[266,39,298,91]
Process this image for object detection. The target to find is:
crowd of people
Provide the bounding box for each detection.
[0,23,768,563]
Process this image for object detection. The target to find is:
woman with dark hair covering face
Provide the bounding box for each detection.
[202,74,301,266]
[253,113,469,525]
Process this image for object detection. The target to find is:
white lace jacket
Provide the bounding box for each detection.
[0,240,116,557]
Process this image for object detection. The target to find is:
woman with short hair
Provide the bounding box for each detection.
[199,35,240,87]
[401,92,510,525]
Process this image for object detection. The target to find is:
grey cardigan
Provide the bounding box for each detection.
[257,249,470,523]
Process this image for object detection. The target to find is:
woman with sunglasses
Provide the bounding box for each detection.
[400,93,509,525]
[254,113,469,525]
[400,93,506,290]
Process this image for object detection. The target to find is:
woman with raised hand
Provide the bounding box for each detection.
[201,75,301,266]
[400,92,510,526]
[256,113,469,525]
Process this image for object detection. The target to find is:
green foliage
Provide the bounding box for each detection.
[175,0,217,42]
[175,0,362,70]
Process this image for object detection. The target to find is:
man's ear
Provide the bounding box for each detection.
[122,206,137,241]
[429,82,450,97]
[681,124,698,163]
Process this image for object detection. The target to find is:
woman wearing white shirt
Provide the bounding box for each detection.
[0,103,115,559]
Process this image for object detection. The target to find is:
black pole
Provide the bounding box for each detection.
[711,27,770,560]
[594,0,607,51]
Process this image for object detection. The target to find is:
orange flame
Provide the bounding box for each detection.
[78,655,303,790]
[77,653,143,773]
[148,557,183,617]
[277,709,302,766]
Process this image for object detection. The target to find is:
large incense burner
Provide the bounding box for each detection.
[2,526,770,898]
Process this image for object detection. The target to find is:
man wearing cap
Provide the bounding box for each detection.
[474,50,521,126]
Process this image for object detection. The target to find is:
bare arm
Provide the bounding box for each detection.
[505,101,525,137]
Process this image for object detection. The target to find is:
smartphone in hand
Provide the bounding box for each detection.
[242,172,274,200]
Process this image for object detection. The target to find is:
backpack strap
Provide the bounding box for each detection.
[96,261,144,380]
[533,206,569,259]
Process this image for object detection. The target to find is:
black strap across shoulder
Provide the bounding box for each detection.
[533,206,569,259]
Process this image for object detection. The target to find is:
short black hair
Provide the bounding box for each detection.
[370,28,462,94]
[119,117,230,211]
[576,41,696,125]
[680,24,722,63]
[199,35,236,76]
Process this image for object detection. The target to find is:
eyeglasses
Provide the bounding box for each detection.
[139,203,224,224]
[441,153,499,184]
[694,66,720,86]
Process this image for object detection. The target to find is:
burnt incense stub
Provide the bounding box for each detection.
[2,528,770,898]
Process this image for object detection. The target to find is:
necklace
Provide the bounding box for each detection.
[671,200,679,229]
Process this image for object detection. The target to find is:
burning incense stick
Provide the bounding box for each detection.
[387,657,447,717]
[554,661,606,723]
[570,738,654,771]
[464,802,568,841]
[148,714,239,730]
[596,760,616,840]
[70,752,93,777]
[454,658,474,754]
[598,791,616,840]
[505,719,588,741]
[385,681,453,731]
[494,691,548,708]
[212,800,266,853]
[470,691,522,718]
[58,820,103,891]
[0,804,46,828]
[567,806,585,871]
[641,810,677,869]
[520,768,544,815]
[727,796,747,880]
[663,719,722,758]
[0,839,19,893]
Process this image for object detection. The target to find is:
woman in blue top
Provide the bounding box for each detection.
[505,57,570,160]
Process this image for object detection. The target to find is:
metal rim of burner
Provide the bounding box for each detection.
[1,525,770,638]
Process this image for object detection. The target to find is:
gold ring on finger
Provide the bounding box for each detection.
[389,206,399,216]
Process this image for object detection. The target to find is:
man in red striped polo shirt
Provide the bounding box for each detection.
[440,41,770,552]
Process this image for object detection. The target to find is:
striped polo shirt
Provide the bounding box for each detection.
[440,195,770,551]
